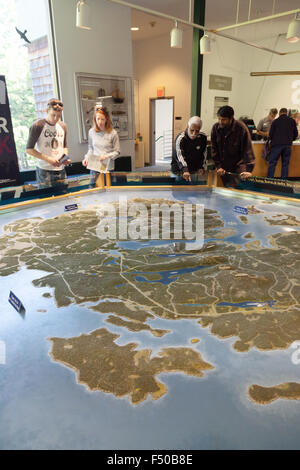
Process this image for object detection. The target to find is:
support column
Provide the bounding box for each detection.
[190,0,206,117]
[96,173,105,188]
[105,172,111,188]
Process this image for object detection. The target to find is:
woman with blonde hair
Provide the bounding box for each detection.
[82,106,120,186]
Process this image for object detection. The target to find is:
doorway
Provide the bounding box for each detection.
[149,97,174,166]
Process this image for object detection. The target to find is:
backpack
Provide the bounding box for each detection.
[261,138,271,162]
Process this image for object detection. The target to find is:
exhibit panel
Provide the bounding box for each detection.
[0,184,300,449]
[74,72,134,143]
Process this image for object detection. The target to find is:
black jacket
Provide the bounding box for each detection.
[269,114,298,146]
[211,119,255,173]
[171,130,207,174]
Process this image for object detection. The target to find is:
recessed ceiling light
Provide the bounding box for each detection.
[131,27,140,31]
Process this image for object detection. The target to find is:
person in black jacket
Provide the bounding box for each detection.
[171,116,207,182]
[267,108,298,179]
[211,106,255,187]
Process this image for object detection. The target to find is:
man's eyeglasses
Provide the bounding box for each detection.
[95,106,108,114]
[48,100,63,111]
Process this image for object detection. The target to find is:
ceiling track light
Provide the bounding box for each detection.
[76,0,92,30]
[170,21,183,48]
[200,34,211,54]
[286,13,300,43]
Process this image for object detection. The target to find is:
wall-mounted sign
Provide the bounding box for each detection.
[209,74,232,91]
[157,86,165,98]
[213,96,229,118]
[0,75,21,188]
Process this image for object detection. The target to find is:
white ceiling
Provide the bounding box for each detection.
[129,0,300,42]
[130,0,192,40]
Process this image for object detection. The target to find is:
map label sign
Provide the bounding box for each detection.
[64,203,78,212]
[8,291,25,313]
[234,206,248,215]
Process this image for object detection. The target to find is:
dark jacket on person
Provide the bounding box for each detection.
[171,130,207,174]
[269,114,298,146]
[211,119,255,173]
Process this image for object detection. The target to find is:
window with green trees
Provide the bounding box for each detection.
[0,0,56,171]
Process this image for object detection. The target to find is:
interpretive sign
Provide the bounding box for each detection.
[209,74,232,91]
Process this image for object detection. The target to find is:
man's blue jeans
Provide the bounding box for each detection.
[267,145,291,179]
[36,167,67,189]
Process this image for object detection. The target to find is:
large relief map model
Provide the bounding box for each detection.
[1,197,300,406]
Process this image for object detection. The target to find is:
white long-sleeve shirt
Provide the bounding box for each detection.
[85,128,120,171]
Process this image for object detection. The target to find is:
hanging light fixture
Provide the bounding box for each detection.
[170,21,183,48]
[200,34,211,54]
[286,13,300,43]
[76,0,91,30]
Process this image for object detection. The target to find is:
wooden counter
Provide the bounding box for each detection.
[252,142,300,177]
[135,141,145,169]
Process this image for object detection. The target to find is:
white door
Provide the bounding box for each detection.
[155,98,173,163]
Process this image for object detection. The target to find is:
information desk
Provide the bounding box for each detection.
[0,174,300,450]
[252,141,300,177]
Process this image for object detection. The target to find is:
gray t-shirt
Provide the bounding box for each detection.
[26,119,67,171]
[257,116,272,134]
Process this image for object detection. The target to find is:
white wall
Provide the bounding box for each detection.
[133,29,193,163]
[51,0,134,163]
[201,33,300,136]
[242,36,300,123]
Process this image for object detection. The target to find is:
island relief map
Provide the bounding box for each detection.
[1,195,300,406]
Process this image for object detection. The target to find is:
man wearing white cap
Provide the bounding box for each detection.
[171,116,207,182]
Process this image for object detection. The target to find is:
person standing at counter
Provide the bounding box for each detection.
[267,108,298,179]
[82,106,120,186]
[211,106,255,187]
[256,108,278,140]
[26,98,70,188]
[171,116,207,182]
[291,112,300,139]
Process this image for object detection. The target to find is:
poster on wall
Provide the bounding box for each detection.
[75,72,134,143]
[0,75,21,188]
[214,96,229,118]
[209,74,232,91]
